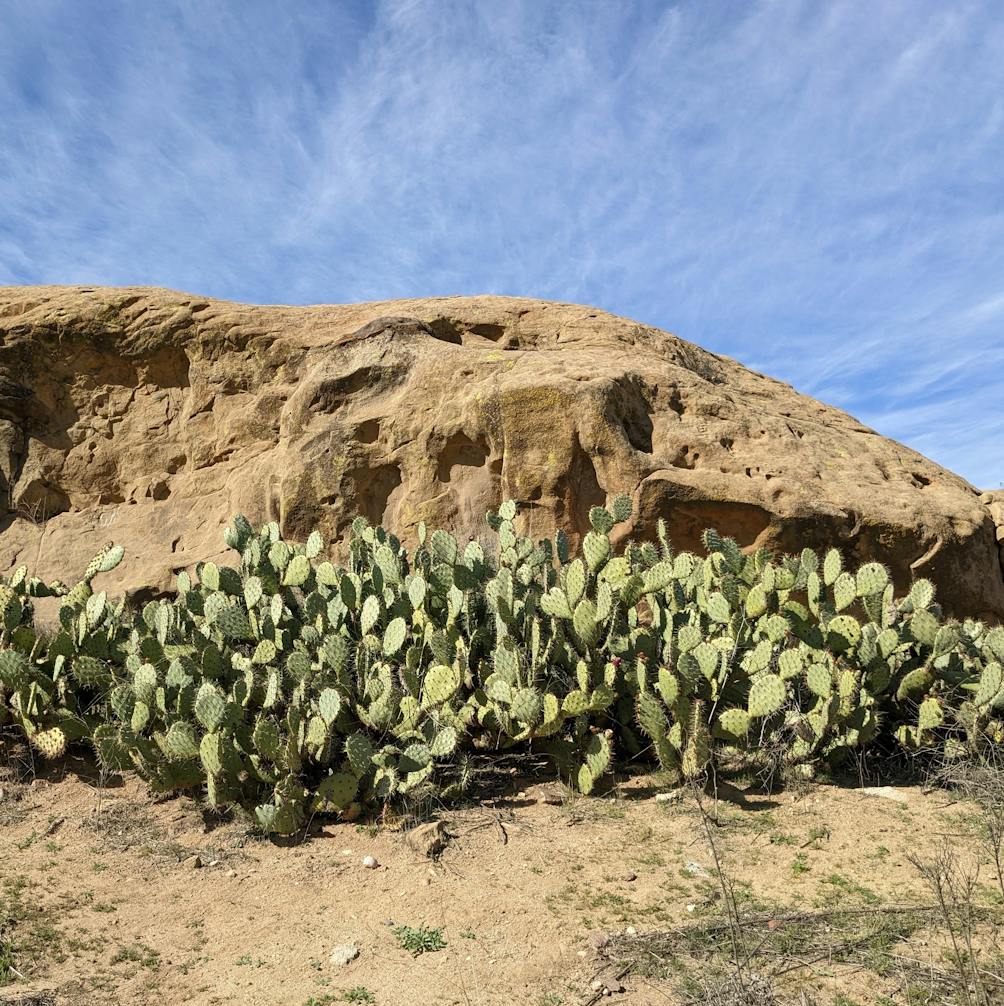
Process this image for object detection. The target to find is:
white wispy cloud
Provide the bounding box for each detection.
[0,0,1001,485]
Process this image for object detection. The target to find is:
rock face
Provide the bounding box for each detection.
[0,285,1001,620]
[983,491,1004,591]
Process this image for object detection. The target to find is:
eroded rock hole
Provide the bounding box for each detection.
[437,433,490,483]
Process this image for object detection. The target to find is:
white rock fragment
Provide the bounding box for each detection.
[655,788,683,804]
[329,944,360,967]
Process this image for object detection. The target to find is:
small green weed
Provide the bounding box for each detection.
[0,876,62,985]
[302,987,375,1005]
[820,873,881,905]
[341,989,376,1004]
[392,924,446,956]
[0,934,17,985]
[111,941,161,969]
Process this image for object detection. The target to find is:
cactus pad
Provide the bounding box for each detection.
[748,673,786,717]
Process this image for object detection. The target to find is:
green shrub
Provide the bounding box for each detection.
[1,498,1002,833]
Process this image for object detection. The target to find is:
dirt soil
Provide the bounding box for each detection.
[1,753,1001,1006]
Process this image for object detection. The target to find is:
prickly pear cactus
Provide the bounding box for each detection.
[3,498,1002,821]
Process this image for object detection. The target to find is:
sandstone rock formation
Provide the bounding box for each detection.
[0,286,1001,621]
[982,491,1004,592]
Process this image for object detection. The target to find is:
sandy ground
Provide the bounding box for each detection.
[0,752,1000,1006]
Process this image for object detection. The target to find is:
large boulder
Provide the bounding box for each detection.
[0,285,1001,620]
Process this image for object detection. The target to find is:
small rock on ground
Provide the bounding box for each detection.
[523,782,566,805]
[405,820,450,859]
[655,788,684,804]
[329,944,360,967]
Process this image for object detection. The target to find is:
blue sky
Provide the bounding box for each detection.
[1,1,1002,487]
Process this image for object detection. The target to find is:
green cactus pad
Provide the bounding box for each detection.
[199,732,225,775]
[109,684,135,721]
[974,662,1004,708]
[572,600,598,647]
[584,732,612,779]
[422,664,461,707]
[31,726,68,759]
[806,663,833,698]
[133,662,157,705]
[832,573,856,612]
[681,716,710,779]
[563,690,590,716]
[704,592,731,624]
[540,588,573,620]
[918,696,944,731]
[318,687,342,726]
[896,667,934,701]
[429,726,458,757]
[430,529,458,566]
[315,561,339,586]
[582,531,610,573]
[576,763,597,795]
[822,548,842,586]
[254,795,305,836]
[908,579,935,610]
[195,682,228,731]
[383,617,408,656]
[933,624,960,658]
[715,707,750,739]
[656,668,680,707]
[541,692,561,725]
[216,606,253,641]
[610,494,633,524]
[252,639,277,665]
[400,742,433,772]
[748,673,786,717]
[910,609,939,648]
[589,506,615,535]
[281,555,310,587]
[983,627,1004,662]
[745,584,768,619]
[636,690,669,742]
[408,577,427,611]
[312,771,358,811]
[511,687,544,725]
[71,654,112,689]
[305,529,324,559]
[253,718,282,760]
[855,562,889,598]
[305,716,329,748]
[345,732,374,775]
[163,721,199,760]
[92,723,130,771]
[827,614,861,651]
[778,649,804,681]
[360,595,381,636]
